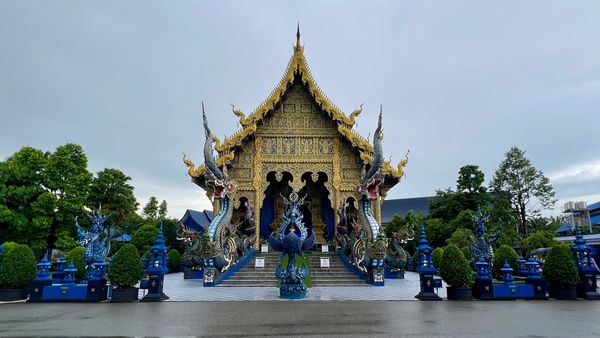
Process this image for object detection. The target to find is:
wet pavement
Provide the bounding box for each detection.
[1,300,598,337]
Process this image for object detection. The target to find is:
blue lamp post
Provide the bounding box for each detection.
[141,223,170,302]
[473,257,493,299]
[525,257,548,299]
[415,224,441,301]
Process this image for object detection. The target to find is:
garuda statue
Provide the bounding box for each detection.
[268,190,315,299]
[74,207,110,278]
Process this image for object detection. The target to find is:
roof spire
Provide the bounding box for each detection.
[295,22,301,49]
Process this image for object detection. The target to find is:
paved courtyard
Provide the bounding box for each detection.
[154,270,447,301]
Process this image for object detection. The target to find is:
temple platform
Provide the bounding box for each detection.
[145,270,447,301]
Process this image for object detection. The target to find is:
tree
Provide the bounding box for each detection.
[45,144,93,249]
[0,147,50,252]
[142,197,159,221]
[158,200,168,219]
[490,146,556,235]
[446,228,473,248]
[456,165,488,211]
[132,224,159,253]
[87,168,139,226]
[520,230,558,257]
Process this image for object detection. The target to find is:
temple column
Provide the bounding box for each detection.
[253,189,261,249]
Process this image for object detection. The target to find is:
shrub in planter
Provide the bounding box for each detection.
[492,245,519,279]
[0,244,37,301]
[439,244,473,300]
[543,244,579,299]
[461,246,472,262]
[168,249,181,272]
[108,244,143,302]
[65,246,86,280]
[431,247,444,271]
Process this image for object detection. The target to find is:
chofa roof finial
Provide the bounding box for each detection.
[296,22,301,49]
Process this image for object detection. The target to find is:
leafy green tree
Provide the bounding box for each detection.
[456,165,488,211]
[490,146,556,235]
[158,200,168,219]
[0,147,50,251]
[446,228,473,248]
[432,247,444,269]
[161,218,185,254]
[520,231,558,257]
[45,144,93,249]
[168,249,181,271]
[87,168,138,226]
[425,218,455,249]
[142,197,159,221]
[132,224,159,253]
[429,189,463,223]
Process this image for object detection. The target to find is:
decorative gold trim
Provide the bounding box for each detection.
[383,151,409,179]
[183,153,205,177]
[332,138,341,190]
[253,138,263,190]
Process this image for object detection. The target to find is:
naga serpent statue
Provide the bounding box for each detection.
[383,225,415,278]
[198,104,239,285]
[74,207,110,279]
[268,190,316,299]
[338,110,388,285]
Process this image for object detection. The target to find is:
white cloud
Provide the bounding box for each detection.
[548,160,600,184]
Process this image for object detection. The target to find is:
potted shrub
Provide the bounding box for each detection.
[65,246,86,280]
[492,244,519,279]
[0,244,37,301]
[543,244,579,299]
[108,244,143,302]
[167,249,181,272]
[431,247,444,273]
[439,244,473,300]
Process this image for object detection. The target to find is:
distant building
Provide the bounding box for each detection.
[380,196,432,224]
[179,209,213,233]
[556,201,600,236]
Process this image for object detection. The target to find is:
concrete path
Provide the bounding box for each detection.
[1,300,598,337]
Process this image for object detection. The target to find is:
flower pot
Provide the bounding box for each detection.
[0,288,29,301]
[446,286,473,301]
[550,286,577,300]
[110,287,139,303]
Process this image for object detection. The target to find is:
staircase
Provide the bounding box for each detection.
[309,252,368,287]
[219,250,368,287]
[219,252,279,287]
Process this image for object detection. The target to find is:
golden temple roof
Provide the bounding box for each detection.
[185,27,407,180]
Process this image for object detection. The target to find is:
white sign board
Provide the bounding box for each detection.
[261,244,269,253]
[320,257,330,269]
[255,257,265,269]
[321,245,329,253]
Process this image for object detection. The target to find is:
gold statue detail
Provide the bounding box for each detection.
[383,150,409,180]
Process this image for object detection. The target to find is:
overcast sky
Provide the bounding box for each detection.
[1,1,599,219]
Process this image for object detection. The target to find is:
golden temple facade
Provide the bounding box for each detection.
[184,28,407,246]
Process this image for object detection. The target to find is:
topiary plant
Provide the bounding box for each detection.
[65,246,86,280]
[461,246,472,262]
[432,247,444,270]
[492,244,519,278]
[439,244,473,288]
[108,243,143,288]
[543,244,579,288]
[0,244,37,288]
[168,249,181,272]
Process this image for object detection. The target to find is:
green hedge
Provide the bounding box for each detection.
[431,247,444,270]
[543,244,579,288]
[108,244,143,288]
[65,246,86,280]
[168,249,181,272]
[439,244,472,288]
[492,245,519,279]
[0,244,37,288]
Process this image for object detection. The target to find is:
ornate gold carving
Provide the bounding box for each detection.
[332,139,341,190]
[337,124,374,153]
[383,150,409,179]
[261,138,277,154]
[340,104,363,127]
[231,104,252,128]
[183,153,205,177]
[253,137,263,190]
[359,151,374,164]
[213,124,257,153]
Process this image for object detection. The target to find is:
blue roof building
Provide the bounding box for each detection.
[380,196,432,224]
[179,209,213,233]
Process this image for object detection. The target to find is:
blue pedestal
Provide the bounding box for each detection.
[42,284,88,301]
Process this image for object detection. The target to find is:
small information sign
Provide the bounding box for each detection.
[255,257,265,269]
[321,245,329,253]
[261,244,269,253]
[320,257,330,269]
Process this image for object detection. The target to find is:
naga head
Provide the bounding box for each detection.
[358,109,385,200]
[202,102,236,199]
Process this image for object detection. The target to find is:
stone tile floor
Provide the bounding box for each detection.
[147,271,447,301]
